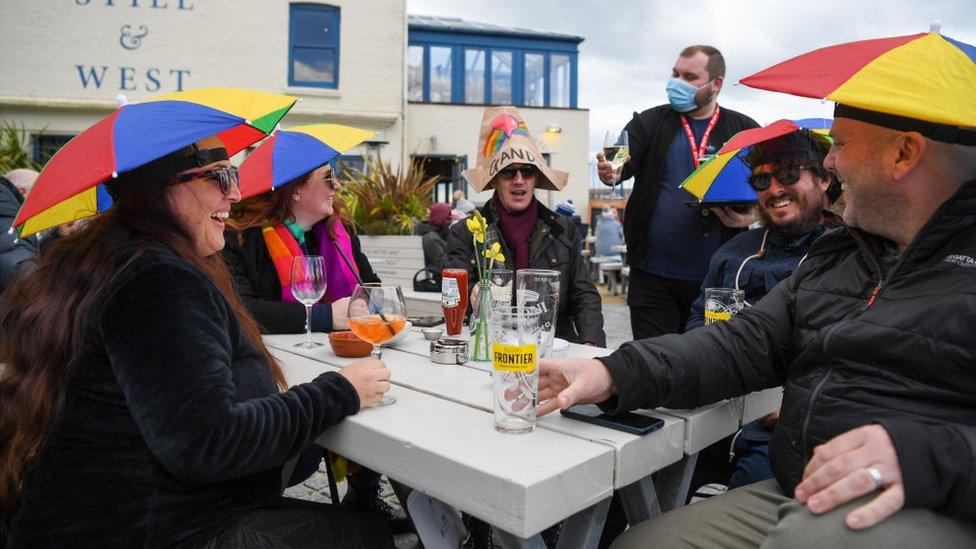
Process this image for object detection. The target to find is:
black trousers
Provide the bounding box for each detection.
[204,497,394,549]
[627,268,702,340]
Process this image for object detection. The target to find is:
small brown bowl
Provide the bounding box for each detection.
[328,331,373,358]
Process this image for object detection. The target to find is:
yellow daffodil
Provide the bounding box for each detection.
[466,216,485,243]
[483,242,505,263]
[473,210,488,233]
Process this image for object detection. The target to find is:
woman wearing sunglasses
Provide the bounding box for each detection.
[1,138,394,547]
[223,162,380,335]
[222,152,412,534]
[445,106,606,347]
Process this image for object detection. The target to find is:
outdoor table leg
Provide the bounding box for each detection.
[618,474,662,526]
[493,530,547,549]
[494,496,611,549]
[651,453,699,512]
[554,496,612,549]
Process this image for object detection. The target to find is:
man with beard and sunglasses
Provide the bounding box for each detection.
[682,130,841,499]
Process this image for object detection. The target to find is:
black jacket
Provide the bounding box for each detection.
[9,249,360,547]
[619,105,759,269]
[0,176,39,293]
[446,201,606,346]
[599,180,976,519]
[221,226,379,334]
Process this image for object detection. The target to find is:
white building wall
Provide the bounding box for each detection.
[407,104,591,220]
[0,0,406,163]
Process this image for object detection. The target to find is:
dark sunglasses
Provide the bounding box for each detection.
[498,165,538,180]
[176,167,240,195]
[747,164,811,192]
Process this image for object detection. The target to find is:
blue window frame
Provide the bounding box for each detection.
[408,29,579,108]
[288,3,340,89]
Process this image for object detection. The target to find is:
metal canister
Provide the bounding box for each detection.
[429,338,469,365]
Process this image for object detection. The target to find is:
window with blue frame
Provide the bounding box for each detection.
[407,45,424,101]
[429,46,453,103]
[524,52,545,107]
[335,155,366,178]
[550,54,571,108]
[490,50,513,105]
[32,134,74,165]
[464,49,485,103]
[289,3,340,88]
[407,29,579,108]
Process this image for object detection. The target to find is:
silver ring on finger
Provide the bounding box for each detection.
[865,466,884,490]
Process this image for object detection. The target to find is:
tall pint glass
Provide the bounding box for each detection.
[515,269,560,358]
[491,305,542,433]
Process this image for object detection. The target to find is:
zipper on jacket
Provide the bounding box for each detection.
[800,368,833,460]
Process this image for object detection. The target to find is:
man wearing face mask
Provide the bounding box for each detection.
[597,45,759,341]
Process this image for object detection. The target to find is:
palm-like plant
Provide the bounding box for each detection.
[338,155,440,235]
[0,121,43,174]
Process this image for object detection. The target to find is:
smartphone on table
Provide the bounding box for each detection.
[560,404,665,436]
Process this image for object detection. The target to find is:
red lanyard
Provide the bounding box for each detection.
[680,105,721,169]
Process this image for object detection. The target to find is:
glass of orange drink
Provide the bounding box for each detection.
[347,284,407,406]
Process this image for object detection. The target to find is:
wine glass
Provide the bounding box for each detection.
[347,284,407,406]
[603,130,629,198]
[291,256,327,349]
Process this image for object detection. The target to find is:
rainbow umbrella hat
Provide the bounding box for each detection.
[238,123,375,199]
[680,119,831,204]
[740,31,976,132]
[13,87,298,237]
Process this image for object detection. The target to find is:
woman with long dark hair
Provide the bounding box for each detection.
[0,137,394,547]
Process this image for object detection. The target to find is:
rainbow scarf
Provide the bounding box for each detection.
[261,220,360,303]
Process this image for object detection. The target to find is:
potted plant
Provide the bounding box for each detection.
[338,155,440,235]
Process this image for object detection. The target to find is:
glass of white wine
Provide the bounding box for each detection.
[603,130,629,198]
[291,256,327,348]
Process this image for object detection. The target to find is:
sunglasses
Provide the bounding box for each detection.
[176,167,240,195]
[747,164,812,192]
[498,165,538,180]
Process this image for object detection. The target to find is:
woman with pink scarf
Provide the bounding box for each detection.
[222,161,411,534]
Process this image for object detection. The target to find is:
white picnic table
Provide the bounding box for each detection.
[265,329,780,547]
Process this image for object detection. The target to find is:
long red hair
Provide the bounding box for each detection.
[0,174,284,523]
[227,166,345,239]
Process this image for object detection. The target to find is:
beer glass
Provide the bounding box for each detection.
[490,305,542,433]
[516,269,560,358]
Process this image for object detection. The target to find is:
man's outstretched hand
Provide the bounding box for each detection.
[537,358,616,416]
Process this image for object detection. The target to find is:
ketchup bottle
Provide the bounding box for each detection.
[441,268,469,336]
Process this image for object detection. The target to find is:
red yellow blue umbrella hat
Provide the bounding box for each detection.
[740,29,976,145]
[12,87,297,237]
[238,123,376,199]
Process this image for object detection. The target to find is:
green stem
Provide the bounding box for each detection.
[472,235,484,282]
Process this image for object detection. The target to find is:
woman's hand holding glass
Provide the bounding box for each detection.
[347,284,407,406]
[339,358,391,409]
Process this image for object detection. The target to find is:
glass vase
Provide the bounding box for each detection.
[469,280,492,361]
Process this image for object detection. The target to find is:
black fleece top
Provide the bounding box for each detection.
[599,180,976,519]
[8,248,360,547]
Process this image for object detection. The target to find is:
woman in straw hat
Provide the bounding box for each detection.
[1,136,394,547]
[445,107,605,346]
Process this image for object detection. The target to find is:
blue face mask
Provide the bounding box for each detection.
[666,78,708,113]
